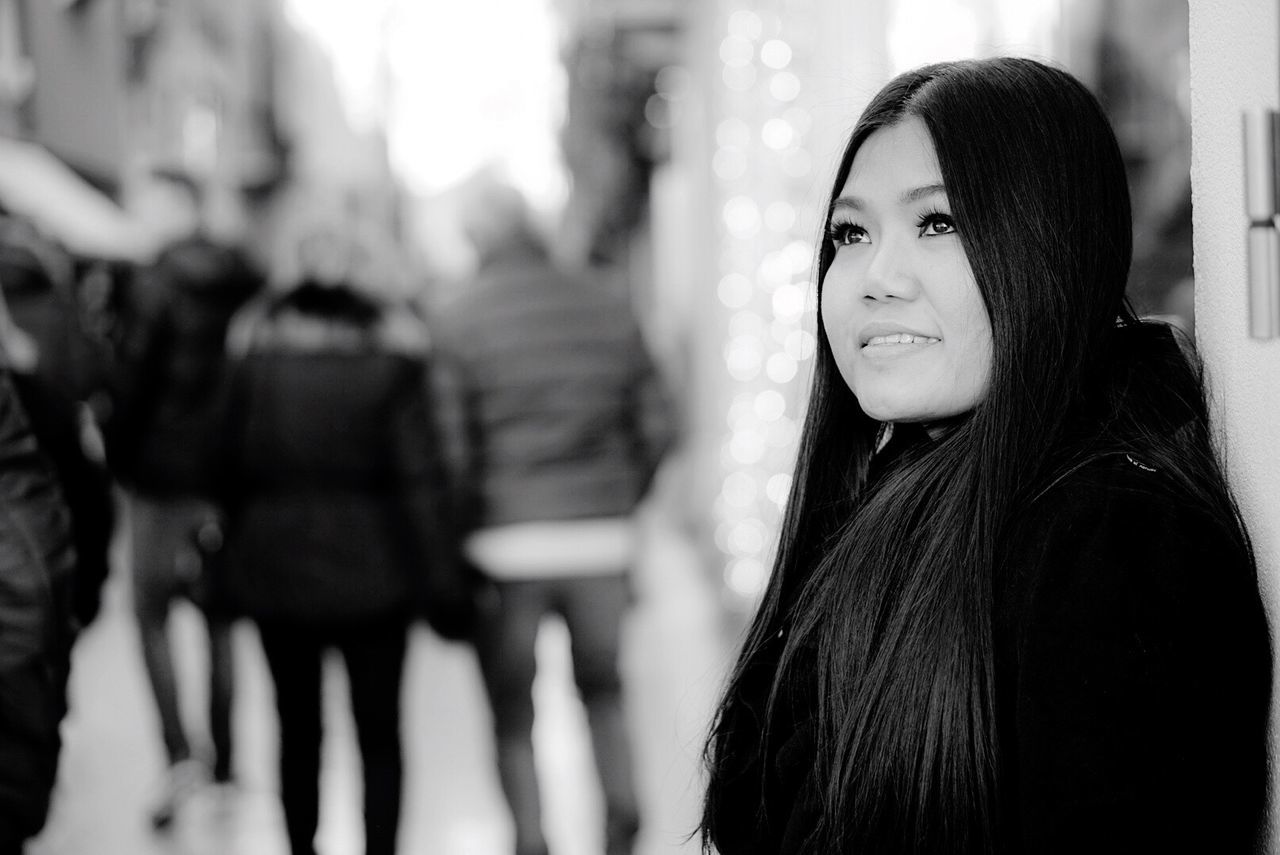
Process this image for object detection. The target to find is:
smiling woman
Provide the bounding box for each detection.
[819,116,991,430]
[700,56,1271,855]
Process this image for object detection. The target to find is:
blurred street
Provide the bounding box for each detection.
[25,503,731,855]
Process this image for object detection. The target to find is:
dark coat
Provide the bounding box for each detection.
[751,453,1271,855]
[0,370,78,851]
[104,235,262,497]
[218,283,457,627]
[0,217,113,408]
[9,372,114,629]
[991,454,1269,854]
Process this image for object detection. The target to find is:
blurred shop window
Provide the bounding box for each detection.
[1065,0,1193,331]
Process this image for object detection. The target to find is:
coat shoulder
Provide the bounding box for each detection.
[998,451,1261,661]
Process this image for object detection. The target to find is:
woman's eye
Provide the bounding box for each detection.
[828,222,869,247]
[918,213,957,237]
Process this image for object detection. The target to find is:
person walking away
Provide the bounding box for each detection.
[217,221,459,855]
[102,171,262,828]
[437,180,677,855]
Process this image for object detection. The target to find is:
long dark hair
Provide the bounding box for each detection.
[701,57,1250,854]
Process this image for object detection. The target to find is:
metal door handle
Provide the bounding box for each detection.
[1243,108,1280,339]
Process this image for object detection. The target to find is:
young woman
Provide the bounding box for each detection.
[700,57,1271,855]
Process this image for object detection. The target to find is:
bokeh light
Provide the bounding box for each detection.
[713,147,749,181]
[764,201,796,233]
[726,558,769,598]
[766,473,794,507]
[725,335,764,382]
[766,352,798,383]
[754,389,787,421]
[727,10,764,40]
[769,71,802,102]
[710,4,816,609]
[761,117,795,150]
[720,34,755,67]
[770,282,805,321]
[728,429,767,464]
[723,195,762,239]
[760,39,793,70]
[718,272,754,308]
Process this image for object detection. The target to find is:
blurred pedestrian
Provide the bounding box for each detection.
[699,57,1270,855]
[437,179,676,855]
[102,171,262,828]
[217,213,460,855]
[0,367,79,855]
[0,216,114,632]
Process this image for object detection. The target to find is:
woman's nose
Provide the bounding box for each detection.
[861,238,919,302]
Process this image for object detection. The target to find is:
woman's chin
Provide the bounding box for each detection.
[856,398,927,425]
[854,388,978,428]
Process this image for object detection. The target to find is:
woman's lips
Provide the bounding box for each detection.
[863,332,940,347]
[860,333,941,359]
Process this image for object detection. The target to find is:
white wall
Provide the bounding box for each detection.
[1187,0,1280,839]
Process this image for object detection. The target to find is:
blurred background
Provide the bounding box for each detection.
[0,0,1196,853]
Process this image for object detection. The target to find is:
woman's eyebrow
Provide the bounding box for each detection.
[900,183,947,204]
[832,183,947,212]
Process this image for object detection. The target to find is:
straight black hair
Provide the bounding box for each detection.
[701,56,1253,854]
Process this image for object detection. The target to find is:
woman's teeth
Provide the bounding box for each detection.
[864,333,940,346]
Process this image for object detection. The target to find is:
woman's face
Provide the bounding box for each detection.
[820,116,992,429]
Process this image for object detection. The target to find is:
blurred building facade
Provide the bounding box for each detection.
[0,0,280,201]
[555,0,683,269]
[125,0,282,193]
[0,0,405,275]
[125,0,405,267]
[1,0,129,191]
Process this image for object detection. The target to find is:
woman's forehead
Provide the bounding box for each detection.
[839,117,945,204]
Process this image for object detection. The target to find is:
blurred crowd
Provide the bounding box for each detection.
[0,165,679,855]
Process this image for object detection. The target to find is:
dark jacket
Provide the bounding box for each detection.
[219,283,457,626]
[436,241,676,528]
[0,216,113,408]
[738,454,1270,855]
[0,370,78,851]
[992,454,1270,854]
[0,218,115,629]
[9,372,114,629]
[104,235,262,496]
